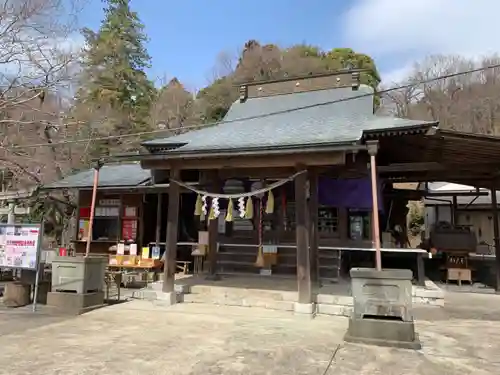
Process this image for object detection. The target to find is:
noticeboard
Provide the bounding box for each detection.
[0,223,42,270]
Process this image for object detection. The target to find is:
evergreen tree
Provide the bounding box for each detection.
[77,0,155,156]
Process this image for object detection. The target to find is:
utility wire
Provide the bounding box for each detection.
[5,63,500,151]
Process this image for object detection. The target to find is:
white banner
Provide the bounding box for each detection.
[0,224,42,270]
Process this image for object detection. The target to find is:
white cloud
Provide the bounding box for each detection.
[342,0,500,83]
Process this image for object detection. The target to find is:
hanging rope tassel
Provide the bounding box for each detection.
[238,197,246,218]
[255,246,265,267]
[212,197,220,218]
[208,200,216,221]
[225,199,234,222]
[201,195,208,215]
[245,197,254,219]
[265,190,275,214]
[194,194,203,216]
[254,198,265,268]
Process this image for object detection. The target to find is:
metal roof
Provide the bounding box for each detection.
[42,164,151,190]
[423,182,500,207]
[142,85,436,153]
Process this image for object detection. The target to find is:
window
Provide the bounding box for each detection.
[78,205,120,242]
[348,209,371,240]
[318,206,339,235]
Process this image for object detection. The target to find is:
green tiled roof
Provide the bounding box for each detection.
[42,164,151,190]
[143,85,436,153]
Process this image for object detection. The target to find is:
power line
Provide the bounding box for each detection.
[5,62,500,151]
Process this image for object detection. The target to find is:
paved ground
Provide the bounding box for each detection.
[0,291,499,375]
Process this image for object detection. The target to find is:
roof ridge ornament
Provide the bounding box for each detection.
[239,85,248,103]
[351,71,360,91]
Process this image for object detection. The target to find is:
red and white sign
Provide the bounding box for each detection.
[0,224,41,269]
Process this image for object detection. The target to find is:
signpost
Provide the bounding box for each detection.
[0,223,43,311]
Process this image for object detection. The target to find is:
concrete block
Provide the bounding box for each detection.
[346,268,420,350]
[47,291,105,314]
[155,292,177,306]
[174,284,191,294]
[51,256,107,294]
[294,302,315,314]
[132,289,158,300]
[350,268,413,321]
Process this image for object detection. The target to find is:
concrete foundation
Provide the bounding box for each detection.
[344,268,421,349]
[46,291,105,315]
[344,317,421,350]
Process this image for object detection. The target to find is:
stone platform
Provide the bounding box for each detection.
[132,274,444,317]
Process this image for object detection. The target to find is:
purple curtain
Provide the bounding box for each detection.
[318,177,384,211]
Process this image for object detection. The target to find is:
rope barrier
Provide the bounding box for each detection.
[169,170,306,199]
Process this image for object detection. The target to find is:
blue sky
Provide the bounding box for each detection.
[78,0,499,90]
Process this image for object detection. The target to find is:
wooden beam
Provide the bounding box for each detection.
[379,162,500,174]
[141,151,345,170]
[163,168,180,293]
[308,168,319,284]
[218,167,296,180]
[295,167,311,304]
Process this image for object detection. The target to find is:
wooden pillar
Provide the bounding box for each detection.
[207,171,221,280]
[491,182,500,291]
[295,168,311,304]
[163,168,180,293]
[367,141,382,271]
[452,195,458,225]
[155,192,163,244]
[416,253,425,286]
[308,169,319,284]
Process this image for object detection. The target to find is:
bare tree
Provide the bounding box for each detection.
[0,0,86,242]
[0,0,85,188]
[381,54,500,135]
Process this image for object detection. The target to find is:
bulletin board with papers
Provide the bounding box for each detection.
[0,223,42,270]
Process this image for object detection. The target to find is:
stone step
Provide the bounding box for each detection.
[189,285,298,302]
[219,245,296,256]
[318,267,339,280]
[214,261,296,276]
[318,253,340,260]
[181,293,295,311]
[217,251,296,264]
